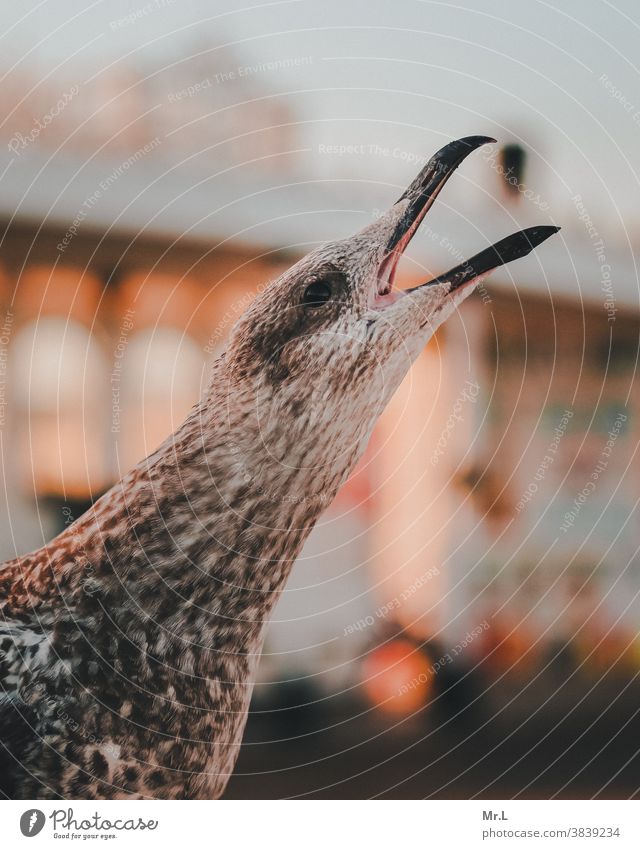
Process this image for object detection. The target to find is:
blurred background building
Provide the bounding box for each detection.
[1,0,640,798]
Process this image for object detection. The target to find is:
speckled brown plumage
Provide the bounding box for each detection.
[0,136,559,799]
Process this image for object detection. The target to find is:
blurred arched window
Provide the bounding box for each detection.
[113,272,208,472]
[12,266,110,502]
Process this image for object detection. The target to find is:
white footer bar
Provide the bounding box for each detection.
[1,799,639,848]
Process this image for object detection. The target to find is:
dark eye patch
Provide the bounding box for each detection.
[248,268,348,380]
[301,270,347,308]
[302,280,332,307]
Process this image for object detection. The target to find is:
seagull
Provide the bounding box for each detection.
[0,136,559,799]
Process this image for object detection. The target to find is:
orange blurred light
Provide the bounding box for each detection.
[361,639,433,717]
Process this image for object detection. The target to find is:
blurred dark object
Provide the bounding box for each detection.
[499,143,527,197]
[227,670,640,799]
[249,677,323,740]
[40,495,97,535]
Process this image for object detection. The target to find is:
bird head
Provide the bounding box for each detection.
[224,136,559,482]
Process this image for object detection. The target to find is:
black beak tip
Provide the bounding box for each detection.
[398,134,497,207]
[484,225,561,268]
[428,224,561,292]
[434,135,496,166]
[519,224,562,254]
[460,134,497,147]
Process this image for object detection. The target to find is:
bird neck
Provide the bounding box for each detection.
[39,358,361,649]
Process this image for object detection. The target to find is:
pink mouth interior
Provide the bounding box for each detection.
[372,200,432,309]
[372,233,488,312]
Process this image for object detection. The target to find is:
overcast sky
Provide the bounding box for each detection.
[3,0,640,267]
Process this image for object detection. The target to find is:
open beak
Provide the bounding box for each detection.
[371,135,560,309]
[409,225,560,296]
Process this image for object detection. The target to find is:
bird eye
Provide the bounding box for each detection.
[302,279,332,308]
